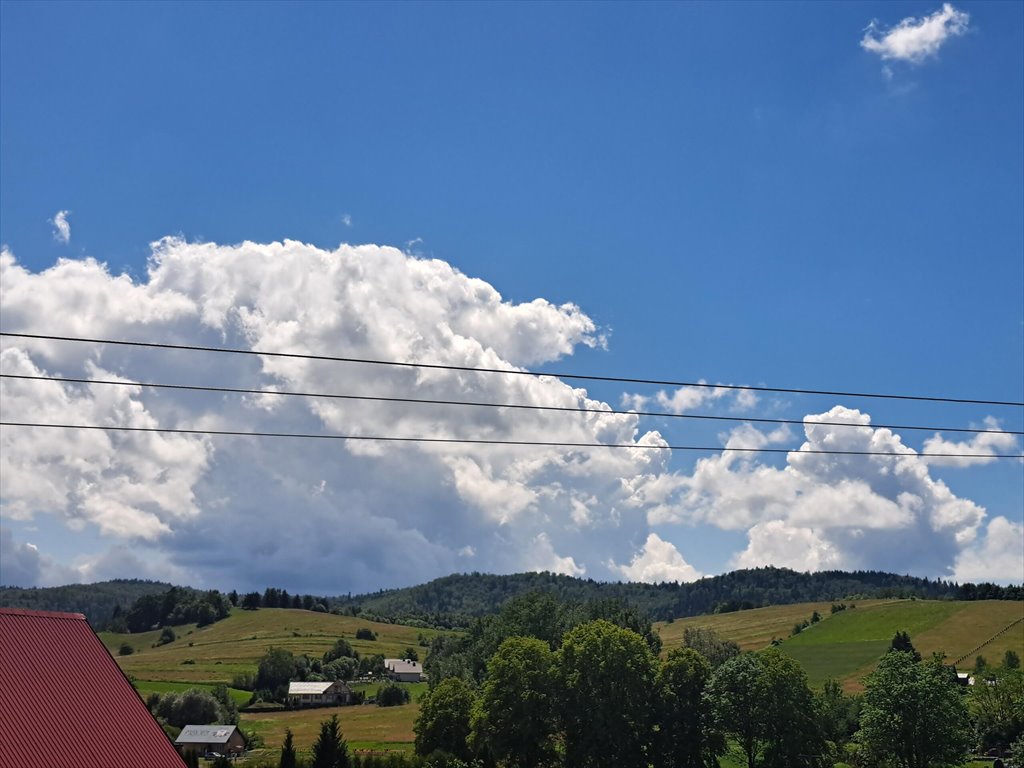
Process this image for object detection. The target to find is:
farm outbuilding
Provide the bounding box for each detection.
[287,679,354,707]
[0,607,186,768]
[175,724,247,756]
[384,658,423,682]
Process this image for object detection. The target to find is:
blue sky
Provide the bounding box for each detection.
[1,1,1021,592]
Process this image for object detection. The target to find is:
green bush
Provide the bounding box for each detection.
[376,682,411,707]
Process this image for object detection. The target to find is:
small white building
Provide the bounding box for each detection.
[384,658,423,683]
[287,680,353,707]
[176,725,247,757]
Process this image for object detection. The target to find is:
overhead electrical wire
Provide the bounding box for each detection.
[2,372,1020,436]
[1,421,1021,459]
[3,331,1022,408]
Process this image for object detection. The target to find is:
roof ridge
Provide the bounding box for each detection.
[0,607,87,620]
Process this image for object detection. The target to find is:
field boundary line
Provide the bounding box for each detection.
[953,616,1024,666]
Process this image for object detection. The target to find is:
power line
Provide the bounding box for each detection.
[2,372,1020,436]
[3,332,1021,408]
[1,421,1021,459]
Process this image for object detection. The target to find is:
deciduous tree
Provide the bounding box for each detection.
[473,636,557,768]
[656,647,724,768]
[859,651,971,768]
[558,619,658,768]
[414,677,476,761]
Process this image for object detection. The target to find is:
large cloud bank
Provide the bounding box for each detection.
[1,240,1019,591]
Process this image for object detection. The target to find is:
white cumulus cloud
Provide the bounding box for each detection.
[622,406,999,579]
[609,533,702,583]
[922,418,1020,467]
[953,517,1024,584]
[50,210,71,243]
[623,380,758,414]
[0,239,658,591]
[861,3,969,64]
[1,239,1017,589]
[528,532,585,577]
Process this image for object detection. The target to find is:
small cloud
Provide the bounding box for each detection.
[405,237,423,254]
[861,3,969,64]
[50,210,71,244]
[922,417,1020,467]
[341,213,353,227]
[609,533,702,583]
[458,545,475,558]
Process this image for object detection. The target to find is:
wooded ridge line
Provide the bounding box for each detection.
[2,566,1020,630]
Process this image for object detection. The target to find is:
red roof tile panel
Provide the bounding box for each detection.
[0,607,186,768]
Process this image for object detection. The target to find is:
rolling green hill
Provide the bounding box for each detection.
[100,607,454,685]
[334,567,1019,626]
[100,606,457,756]
[656,598,1024,691]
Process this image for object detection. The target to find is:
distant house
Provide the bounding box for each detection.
[175,724,247,757]
[287,680,353,707]
[0,607,186,768]
[384,658,423,683]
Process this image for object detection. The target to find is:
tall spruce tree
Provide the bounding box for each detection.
[311,714,349,768]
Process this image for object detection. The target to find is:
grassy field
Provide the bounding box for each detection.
[655,600,890,652]
[241,698,419,755]
[99,607,452,685]
[657,599,1024,692]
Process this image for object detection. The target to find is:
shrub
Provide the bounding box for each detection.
[376,682,411,707]
[157,627,176,646]
[356,628,377,641]
[118,642,134,656]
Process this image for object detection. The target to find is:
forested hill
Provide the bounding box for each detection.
[3,569,1019,631]
[0,579,172,627]
[334,567,1022,627]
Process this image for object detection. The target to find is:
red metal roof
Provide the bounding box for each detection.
[0,607,186,768]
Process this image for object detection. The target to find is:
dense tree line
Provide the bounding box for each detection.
[0,579,172,626]
[329,568,1024,628]
[113,586,232,632]
[422,592,661,685]
[237,586,335,612]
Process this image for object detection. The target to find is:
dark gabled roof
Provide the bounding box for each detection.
[0,607,185,768]
[176,724,240,745]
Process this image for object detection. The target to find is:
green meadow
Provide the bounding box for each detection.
[657,598,1023,691]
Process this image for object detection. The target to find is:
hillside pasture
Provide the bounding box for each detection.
[657,599,1024,692]
[100,608,451,685]
[655,601,887,653]
[783,599,1023,690]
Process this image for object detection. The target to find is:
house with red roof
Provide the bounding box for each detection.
[0,607,186,768]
